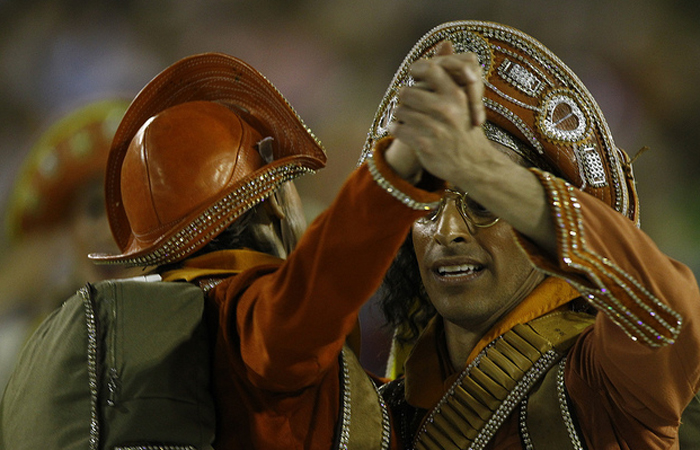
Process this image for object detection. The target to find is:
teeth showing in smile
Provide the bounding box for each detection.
[437,264,481,277]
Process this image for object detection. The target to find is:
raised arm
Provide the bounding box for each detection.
[387,47,557,256]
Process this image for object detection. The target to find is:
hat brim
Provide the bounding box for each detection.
[361,21,638,223]
[91,53,326,266]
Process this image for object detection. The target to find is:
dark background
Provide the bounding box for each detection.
[1,0,698,373]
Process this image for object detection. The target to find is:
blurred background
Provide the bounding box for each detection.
[0,0,698,376]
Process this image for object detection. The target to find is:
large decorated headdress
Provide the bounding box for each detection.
[4,99,127,243]
[360,20,639,223]
[89,53,326,266]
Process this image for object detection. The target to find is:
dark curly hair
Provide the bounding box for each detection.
[378,231,436,344]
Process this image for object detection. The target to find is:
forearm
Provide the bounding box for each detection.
[451,150,557,256]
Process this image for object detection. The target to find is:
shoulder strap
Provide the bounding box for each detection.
[524,356,585,449]
[337,347,391,450]
[413,310,594,450]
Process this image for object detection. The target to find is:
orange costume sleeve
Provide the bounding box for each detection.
[520,169,700,449]
[208,141,441,449]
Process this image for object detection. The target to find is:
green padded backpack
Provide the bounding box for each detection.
[0,278,215,450]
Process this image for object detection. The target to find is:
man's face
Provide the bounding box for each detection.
[411,189,541,332]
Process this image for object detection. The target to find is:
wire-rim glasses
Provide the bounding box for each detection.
[417,188,500,228]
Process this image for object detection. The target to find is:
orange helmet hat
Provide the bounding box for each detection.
[4,100,128,243]
[361,20,639,225]
[88,53,326,267]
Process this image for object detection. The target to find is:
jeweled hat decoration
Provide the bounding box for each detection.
[360,20,639,224]
[89,53,326,266]
[5,99,128,242]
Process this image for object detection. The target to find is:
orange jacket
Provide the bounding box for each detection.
[399,170,700,449]
[206,150,438,449]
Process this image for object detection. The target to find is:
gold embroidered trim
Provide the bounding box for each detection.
[533,169,682,347]
[413,311,594,450]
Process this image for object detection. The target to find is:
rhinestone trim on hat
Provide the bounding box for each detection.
[533,169,682,347]
[482,121,523,154]
[360,20,632,221]
[576,144,607,188]
[359,25,493,165]
[494,46,556,91]
[376,96,399,137]
[498,58,545,97]
[104,163,314,267]
[539,91,590,143]
[483,98,544,155]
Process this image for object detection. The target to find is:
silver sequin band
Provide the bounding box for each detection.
[535,169,682,347]
[337,348,391,450]
[518,357,584,450]
[115,446,197,450]
[366,153,439,212]
[79,286,101,450]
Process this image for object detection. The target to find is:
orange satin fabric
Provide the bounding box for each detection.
[204,148,437,449]
[401,182,700,449]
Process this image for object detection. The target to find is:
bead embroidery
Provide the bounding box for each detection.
[366,153,439,212]
[498,58,545,97]
[360,20,633,224]
[79,286,101,450]
[534,169,682,346]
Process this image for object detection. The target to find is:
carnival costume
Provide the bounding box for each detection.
[2,52,423,449]
[361,21,700,449]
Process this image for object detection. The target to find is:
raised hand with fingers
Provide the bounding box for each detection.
[387,42,493,190]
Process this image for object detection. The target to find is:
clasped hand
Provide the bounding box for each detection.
[386,42,495,191]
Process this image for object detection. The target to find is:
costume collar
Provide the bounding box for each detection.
[404,276,581,409]
[161,249,283,282]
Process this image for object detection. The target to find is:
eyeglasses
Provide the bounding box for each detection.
[418,188,500,228]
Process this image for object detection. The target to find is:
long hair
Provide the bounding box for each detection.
[157,192,287,274]
[378,232,436,344]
